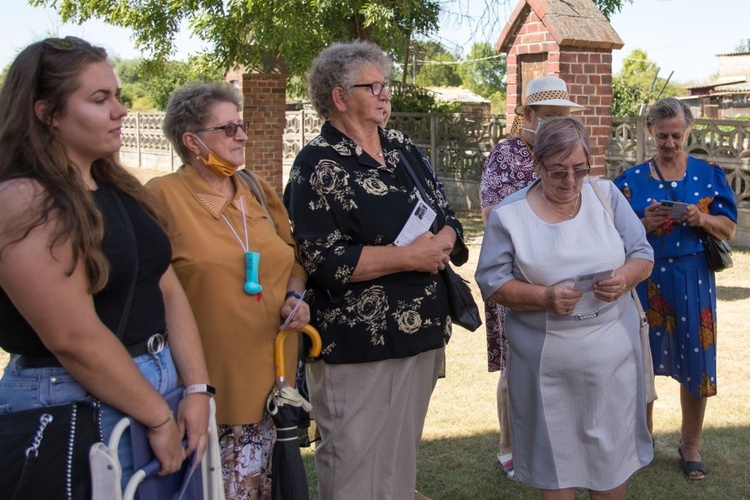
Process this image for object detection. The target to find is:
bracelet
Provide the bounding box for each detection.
[285,290,303,301]
[183,384,216,398]
[148,411,174,431]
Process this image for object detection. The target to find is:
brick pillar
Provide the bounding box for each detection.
[559,49,613,175]
[226,69,287,196]
[497,0,622,176]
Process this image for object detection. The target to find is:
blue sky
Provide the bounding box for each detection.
[2,0,748,84]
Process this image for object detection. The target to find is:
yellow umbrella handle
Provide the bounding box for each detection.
[275,324,322,382]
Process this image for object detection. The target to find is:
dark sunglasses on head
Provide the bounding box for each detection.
[36,37,92,94]
[198,121,249,138]
[42,36,90,51]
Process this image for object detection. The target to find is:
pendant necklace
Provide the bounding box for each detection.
[539,188,580,219]
[222,196,262,295]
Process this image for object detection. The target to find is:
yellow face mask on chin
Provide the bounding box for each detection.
[194,136,241,177]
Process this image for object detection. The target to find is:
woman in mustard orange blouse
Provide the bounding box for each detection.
[147,82,309,499]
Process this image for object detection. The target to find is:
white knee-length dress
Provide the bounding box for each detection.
[476,179,654,490]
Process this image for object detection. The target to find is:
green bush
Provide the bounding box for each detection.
[391,83,436,113]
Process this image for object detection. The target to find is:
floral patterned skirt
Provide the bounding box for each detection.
[218,411,275,500]
[638,253,717,398]
[485,300,509,372]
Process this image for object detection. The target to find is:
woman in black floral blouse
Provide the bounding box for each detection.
[284,40,468,500]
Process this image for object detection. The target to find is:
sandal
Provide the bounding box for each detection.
[678,444,707,480]
[496,452,518,481]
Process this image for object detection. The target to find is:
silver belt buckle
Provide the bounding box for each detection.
[575,310,600,321]
[147,333,166,355]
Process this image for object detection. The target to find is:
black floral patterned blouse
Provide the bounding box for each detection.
[284,121,467,364]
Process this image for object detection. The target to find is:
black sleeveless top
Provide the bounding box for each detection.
[0,183,171,356]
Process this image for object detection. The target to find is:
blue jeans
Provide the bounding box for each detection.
[0,346,179,485]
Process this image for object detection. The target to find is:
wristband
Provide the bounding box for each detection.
[183,384,216,398]
[148,411,174,431]
[285,290,303,301]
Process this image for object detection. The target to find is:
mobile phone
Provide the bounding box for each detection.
[659,200,688,218]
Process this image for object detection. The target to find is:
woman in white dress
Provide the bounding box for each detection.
[475,117,654,499]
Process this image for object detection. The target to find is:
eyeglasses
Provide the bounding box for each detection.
[198,122,249,138]
[541,163,591,180]
[36,37,91,94]
[351,81,391,97]
[42,36,89,51]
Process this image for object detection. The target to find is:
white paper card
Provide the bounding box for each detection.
[572,270,614,292]
[394,200,437,247]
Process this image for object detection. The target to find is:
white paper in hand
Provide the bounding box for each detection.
[572,270,613,292]
[394,200,436,246]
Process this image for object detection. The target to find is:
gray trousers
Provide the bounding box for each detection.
[308,347,445,500]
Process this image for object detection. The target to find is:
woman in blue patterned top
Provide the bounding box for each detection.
[614,97,737,480]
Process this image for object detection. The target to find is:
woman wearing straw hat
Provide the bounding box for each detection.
[479,76,584,480]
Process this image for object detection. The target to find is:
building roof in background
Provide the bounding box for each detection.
[424,86,490,104]
[496,0,624,53]
[716,51,750,57]
[685,76,747,91]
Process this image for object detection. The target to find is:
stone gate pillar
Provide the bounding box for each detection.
[226,69,287,196]
[496,0,623,174]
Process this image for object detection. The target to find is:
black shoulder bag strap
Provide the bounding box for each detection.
[398,150,439,234]
[650,158,677,201]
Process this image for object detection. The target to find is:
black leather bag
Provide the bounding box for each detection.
[695,228,733,272]
[443,264,483,332]
[0,401,101,500]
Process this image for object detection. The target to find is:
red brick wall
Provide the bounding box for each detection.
[503,8,615,175]
[227,70,287,195]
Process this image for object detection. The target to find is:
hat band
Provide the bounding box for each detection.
[525,89,571,105]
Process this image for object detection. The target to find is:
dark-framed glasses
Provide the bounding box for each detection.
[198,121,249,138]
[542,163,591,180]
[351,81,391,97]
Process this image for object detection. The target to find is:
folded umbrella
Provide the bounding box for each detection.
[267,325,322,500]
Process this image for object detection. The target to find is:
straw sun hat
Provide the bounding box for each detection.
[514,76,585,115]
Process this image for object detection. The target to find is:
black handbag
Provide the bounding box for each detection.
[443,264,483,331]
[694,227,733,271]
[397,151,482,332]
[0,401,101,500]
[651,159,733,272]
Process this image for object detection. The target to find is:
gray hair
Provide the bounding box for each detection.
[307,41,391,119]
[162,82,242,162]
[647,97,694,129]
[534,117,591,166]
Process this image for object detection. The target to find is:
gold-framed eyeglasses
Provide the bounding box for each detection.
[351,81,391,97]
[198,121,249,138]
[541,163,591,180]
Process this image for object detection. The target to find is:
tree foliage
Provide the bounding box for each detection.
[32,0,441,78]
[735,38,750,52]
[612,49,684,117]
[411,41,462,87]
[456,42,505,99]
[112,56,223,111]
